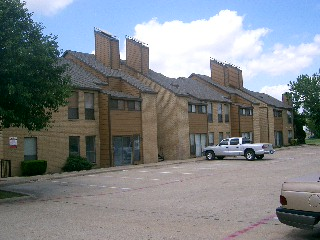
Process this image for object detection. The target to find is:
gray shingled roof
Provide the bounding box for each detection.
[241,88,291,109]
[191,73,292,109]
[59,58,104,90]
[191,74,263,104]
[64,51,155,94]
[102,90,141,100]
[148,70,231,103]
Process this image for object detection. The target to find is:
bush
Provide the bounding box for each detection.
[290,139,298,146]
[62,155,93,172]
[21,160,47,176]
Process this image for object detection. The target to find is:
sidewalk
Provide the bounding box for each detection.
[0,157,204,187]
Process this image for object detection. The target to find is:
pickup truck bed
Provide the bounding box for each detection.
[276,174,320,229]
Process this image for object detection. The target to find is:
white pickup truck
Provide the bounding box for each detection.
[276,174,320,229]
[203,137,275,161]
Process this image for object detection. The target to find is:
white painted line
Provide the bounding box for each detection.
[121,188,131,190]
[160,172,172,174]
[89,185,97,187]
[151,179,160,181]
[182,173,193,175]
[109,186,117,189]
[139,170,149,173]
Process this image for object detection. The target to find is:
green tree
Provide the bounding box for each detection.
[0,0,71,131]
[289,72,320,138]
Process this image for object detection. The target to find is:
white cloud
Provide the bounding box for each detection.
[126,10,320,85]
[23,0,74,16]
[244,35,320,79]
[260,84,290,101]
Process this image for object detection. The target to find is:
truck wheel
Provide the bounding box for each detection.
[245,150,255,161]
[206,151,215,160]
[256,154,264,160]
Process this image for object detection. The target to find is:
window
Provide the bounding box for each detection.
[86,136,96,163]
[69,136,80,156]
[189,134,195,155]
[219,139,229,145]
[288,130,293,144]
[274,110,282,117]
[240,108,253,116]
[198,105,207,114]
[24,137,37,160]
[128,101,141,111]
[68,91,79,119]
[207,103,213,123]
[110,99,124,110]
[230,138,239,145]
[224,104,230,122]
[287,110,292,124]
[219,132,224,142]
[208,132,214,146]
[218,104,223,122]
[242,132,253,141]
[188,104,196,113]
[85,93,95,120]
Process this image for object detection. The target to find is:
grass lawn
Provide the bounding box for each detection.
[0,190,26,199]
[305,138,320,145]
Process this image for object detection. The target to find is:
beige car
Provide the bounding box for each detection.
[276,174,320,229]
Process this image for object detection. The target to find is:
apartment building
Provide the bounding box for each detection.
[1,28,294,176]
[190,59,293,146]
[1,30,159,176]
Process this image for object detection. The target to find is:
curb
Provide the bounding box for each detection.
[0,157,204,187]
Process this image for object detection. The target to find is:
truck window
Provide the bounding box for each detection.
[219,140,229,146]
[230,139,239,145]
[242,138,251,144]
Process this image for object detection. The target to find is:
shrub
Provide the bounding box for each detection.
[290,139,298,146]
[62,155,93,172]
[21,160,47,176]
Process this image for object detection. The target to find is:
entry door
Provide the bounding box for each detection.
[113,136,132,166]
[195,134,207,157]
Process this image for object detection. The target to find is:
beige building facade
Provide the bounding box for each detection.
[1,28,293,176]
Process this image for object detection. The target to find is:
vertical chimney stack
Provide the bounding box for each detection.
[210,58,243,89]
[126,36,149,75]
[94,28,120,69]
[282,92,293,106]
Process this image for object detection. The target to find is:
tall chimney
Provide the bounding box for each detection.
[94,28,120,69]
[282,92,293,106]
[126,36,149,75]
[210,58,243,89]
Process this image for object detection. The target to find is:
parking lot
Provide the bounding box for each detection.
[1,145,320,240]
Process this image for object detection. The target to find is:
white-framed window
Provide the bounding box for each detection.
[240,108,253,116]
[241,132,253,141]
[198,105,207,114]
[110,99,125,110]
[188,104,196,113]
[86,136,96,163]
[128,101,141,111]
[287,110,292,124]
[68,91,79,119]
[208,132,214,146]
[85,92,95,120]
[218,104,223,122]
[224,104,230,122]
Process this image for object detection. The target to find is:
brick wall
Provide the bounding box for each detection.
[141,93,158,163]
[2,91,100,176]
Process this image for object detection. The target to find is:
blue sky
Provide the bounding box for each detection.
[24,0,320,100]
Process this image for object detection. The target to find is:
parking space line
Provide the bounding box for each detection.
[223,214,276,240]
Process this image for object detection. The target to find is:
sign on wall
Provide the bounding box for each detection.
[9,137,17,148]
